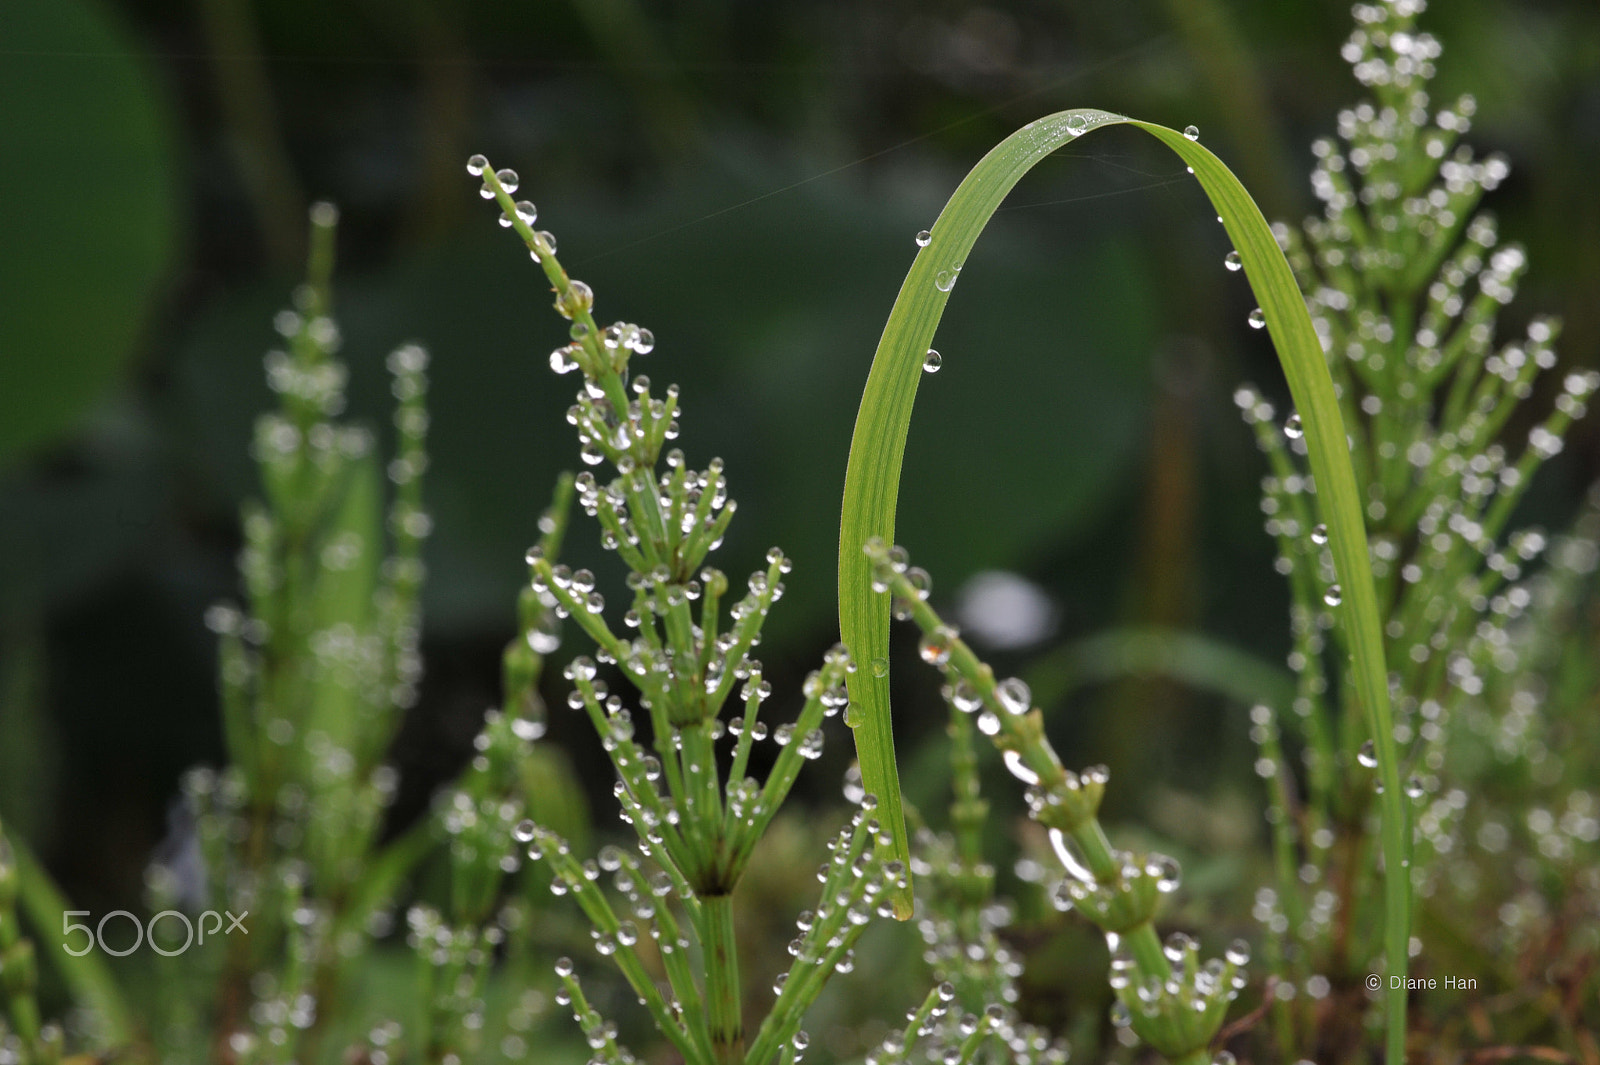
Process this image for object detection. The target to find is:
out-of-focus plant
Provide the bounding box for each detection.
[1229,1,1600,1059]
[159,201,437,1062]
[0,819,59,1064]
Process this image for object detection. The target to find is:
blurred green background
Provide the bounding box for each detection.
[1,0,1597,926]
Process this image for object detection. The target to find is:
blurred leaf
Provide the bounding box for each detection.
[1027,625,1295,711]
[518,743,591,854]
[0,0,179,466]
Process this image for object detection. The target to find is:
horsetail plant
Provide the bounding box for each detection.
[890,703,1070,1064]
[163,201,436,1061]
[405,473,573,1063]
[1231,0,1600,1056]
[466,159,946,1065]
[864,544,1247,1065]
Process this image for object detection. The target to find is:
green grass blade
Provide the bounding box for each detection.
[837,108,1409,1062]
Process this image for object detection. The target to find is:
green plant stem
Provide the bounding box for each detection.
[892,578,1173,983]
[702,893,743,1064]
[745,814,886,1065]
[1069,818,1168,980]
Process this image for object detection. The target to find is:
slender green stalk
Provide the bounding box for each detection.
[701,894,743,1064]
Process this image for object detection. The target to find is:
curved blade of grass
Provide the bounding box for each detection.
[837,107,1408,1063]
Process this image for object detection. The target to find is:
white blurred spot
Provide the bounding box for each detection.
[954,570,1057,650]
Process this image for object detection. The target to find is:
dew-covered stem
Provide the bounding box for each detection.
[468,154,899,1065]
[863,541,1255,1060]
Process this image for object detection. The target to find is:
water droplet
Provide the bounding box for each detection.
[495,168,520,194]
[1164,931,1195,962]
[934,271,955,292]
[515,200,538,224]
[557,280,594,320]
[918,626,955,666]
[1357,740,1378,768]
[1323,584,1342,607]
[1248,307,1267,330]
[465,154,488,176]
[1284,413,1303,439]
[1148,853,1181,893]
[1310,523,1328,545]
[870,657,889,678]
[843,702,866,728]
[923,349,942,373]
[995,677,1031,715]
[1002,749,1039,785]
[915,229,932,247]
[1406,776,1425,799]
[1224,938,1251,966]
[1224,250,1242,272]
[1048,828,1095,883]
[550,346,580,374]
[1183,124,1200,141]
[1066,114,1088,136]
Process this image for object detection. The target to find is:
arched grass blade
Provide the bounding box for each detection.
[837,107,1409,1063]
